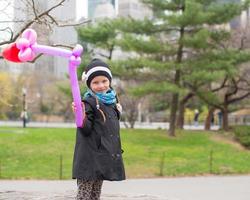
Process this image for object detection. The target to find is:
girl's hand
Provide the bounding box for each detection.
[71,102,76,113]
[116,103,122,113]
[72,102,84,113]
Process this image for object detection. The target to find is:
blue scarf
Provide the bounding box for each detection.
[84,89,117,105]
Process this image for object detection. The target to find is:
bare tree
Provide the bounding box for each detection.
[0,0,89,47]
[0,0,90,121]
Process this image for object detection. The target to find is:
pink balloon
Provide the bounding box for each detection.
[16,29,37,62]
[70,55,81,66]
[14,28,85,127]
[69,62,83,127]
[72,44,83,56]
[19,47,35,62]
[16,38,30,49]
[32,45,72,58]
[22,29,37,45]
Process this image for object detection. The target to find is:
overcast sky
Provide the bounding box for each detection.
[0,0,14,42]
[76,0,87,20]
[0,0,87,21]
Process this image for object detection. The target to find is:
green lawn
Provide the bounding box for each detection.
[0,127,249,179]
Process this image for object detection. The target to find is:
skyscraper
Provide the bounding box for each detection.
[88,0,118,19]
[118,0,152,20]
[86,0,151,20]
[219,0,250,29]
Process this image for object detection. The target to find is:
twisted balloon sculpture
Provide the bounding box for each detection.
[2,28,84,127]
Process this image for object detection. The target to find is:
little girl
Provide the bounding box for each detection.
[72,58,125,200]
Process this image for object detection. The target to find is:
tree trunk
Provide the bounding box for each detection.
[168,25,184,136]
[129,120,135,129]
[128,111,137,129]
[222,105,229,131]
[130,122,135,129]
[177,93,194,129]
[205,107,215,130]
[108,45,114,60]
[177,101,185,129]
[169,93,179,137]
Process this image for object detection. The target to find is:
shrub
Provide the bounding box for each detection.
[233,126,250,149]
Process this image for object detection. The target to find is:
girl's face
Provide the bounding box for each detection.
[90,75,110,93]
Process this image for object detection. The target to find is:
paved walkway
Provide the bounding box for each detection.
[0,176,250,200]
[0,120,219,130]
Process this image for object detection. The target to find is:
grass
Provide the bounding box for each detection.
[0,127,249,179]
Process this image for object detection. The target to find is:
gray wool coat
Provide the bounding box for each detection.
[72,96,125,181]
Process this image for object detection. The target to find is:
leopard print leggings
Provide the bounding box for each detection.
[76,179,103,200]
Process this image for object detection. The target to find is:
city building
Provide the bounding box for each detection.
[218,0,250,29]
[85,0,151,20]
[1,0,78,79]
[88,0,118,19]
[118,0,152,20]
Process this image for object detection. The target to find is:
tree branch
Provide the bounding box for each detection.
[225,78,238,99]
[0,0,66,46]
[31,0,41,23]
[56,19,91,27]
[212,76,228,92]
[51,44,74,49]
[0,27,14,41]
[228,92,250,104]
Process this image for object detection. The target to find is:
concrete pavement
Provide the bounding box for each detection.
[0,176,250,200]
[0,120,219,130]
